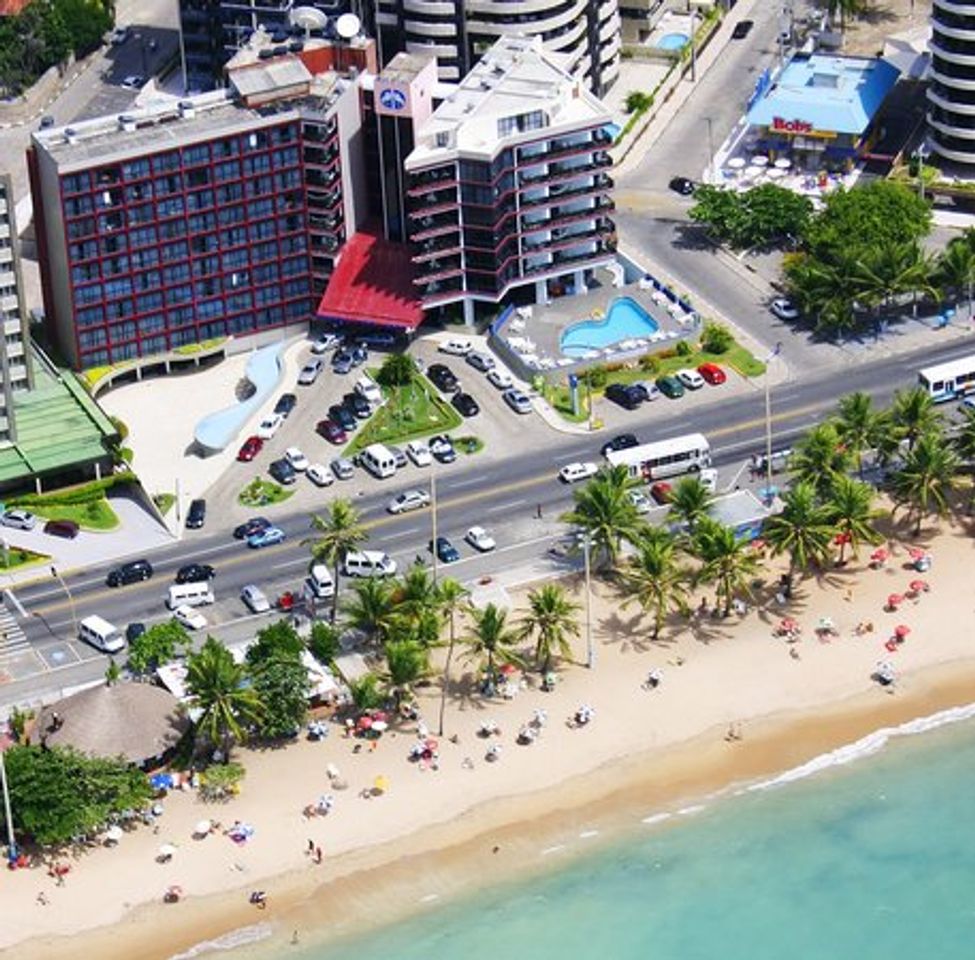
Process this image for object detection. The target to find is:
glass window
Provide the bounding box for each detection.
[272,147,299,169]
[200,320,227,339]
[162,241,189,260]
[73,283,103,306]
[167,306,194,327]
[152,151,180,173]
[197,298,225,319]
[78,328,108,349]
[214,160,240,182]
[192,255,220,277]
[104,277,133,300]
[190,234,218,254]
[64,195,94,217]
[281,255,307,277]
[67,218,96,240]
[182,144,210,167]
[62,172,90,194]
[163,262,191,284]
[220,226,248,247]
[156,197,185,218]
[221,248,248,272]
[188,212,217,234]
[211,137,238,158]
[122,158,151,180]
[101,233,128,255]
[129,225,157,249]
[242,154,271,176]
[136,290,164,311]
[110,341,140,362]
[166,284,193,305]
[217,183,244,204]
[187,189,213,211]
[109,321,137,342]
[70,239,99,261]
[130,245,159,268]
[217,205,245,226]
[76,305,104,327]
[141,334,167,354]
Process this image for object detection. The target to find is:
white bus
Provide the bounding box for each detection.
[605,432,711,481]
[918,354,975,403]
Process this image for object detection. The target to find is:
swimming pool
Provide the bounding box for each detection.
[560,297,659,357]
[656,32,689,50]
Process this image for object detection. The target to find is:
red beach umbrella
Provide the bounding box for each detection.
[887,594,904,608]
[909,580,929,594]
[908,547,925,561]
[894,625,911,638]
[870,548,889,563]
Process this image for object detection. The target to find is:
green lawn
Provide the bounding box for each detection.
[0,546,50,572]
[346,376,462,454]
[544,383,590,424]
[29,499,119,531]
[238,479,294,508]
[153,492,176,516]
[453,435,484,455]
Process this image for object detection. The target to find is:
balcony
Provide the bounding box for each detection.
[419,276,464,302]
[411,214,461,242]
[407,165,457,196]
[408,196,459,219]
[522,240,615,277]
[517,131,607,167]
[413,258,464,285]
[412,238,463,263]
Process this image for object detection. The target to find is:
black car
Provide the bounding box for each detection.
[342,392,371,419]
[601,433,639,457]
[328,403,357,432]
[605,383,643,410]
[106,558,154,588]
[427,363,459,393]
[350,343,368,366]
[668,176,695,196]
[233,516,270,540]
[731,19,753,39]
[186,498,206,529]
[273,393,297,417]
[269,458,297,485]
[451,391,480,417]
[429,536,460,563]
[429,434,457,464]
[175,563,216,584]
[126,622,146,644]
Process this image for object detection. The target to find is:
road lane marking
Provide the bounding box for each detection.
[4,588,27,618]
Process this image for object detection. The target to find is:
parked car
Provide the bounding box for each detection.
[427,363,459,393]
[126,622,146,644]
[310,332,341,354]
[349,343,368,366]
[285,447,309,471]
[388,445,408,470]
[307,463,334,487]
[234,516,270,540]
[503,388,533,414]
[248,525,285,548]
[655,375,685,399]
[770,297,800,320]
[406,440,432,466]
[697,362,727,385]
[601,434,639,456]
[120,74,146,90]
[332,350,353,374]
[559,462,598,483]
[632,381,661,402]
[44,519,79,539]
[331,457,355,480]
[241,584,271,614]
[676,368,706,391]
[186,498,206,529]
[388,489,431,514]
[298,358,325,385]
[731,19,753,39]
[452,391,479,417]
[429,434,456,463]
[173,604,207,630]
[465,525,496,552]
[110,26,130,45]
[0,509,36,531]
[650,481,673,504]
[269,458,297,484]
[343,391,371,419]
[430,536,460,563]
[668,176,695,196]
[354,377,383,409]
[487,368,513,390]
[466,350,495,372]
[316,419,347,444]
[274,393,297,417]
[237,435,264,461]
[175,563,215,584]
[439,338,472,356]
[605,383,643,410]
[256,413,284,439]
[106,559,154,588]
[328,404,357,432]
[628,489,653,514]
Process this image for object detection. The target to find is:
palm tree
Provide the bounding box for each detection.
[462,603,522,695]
[827,0,869,30]
[186,636,264,758]
[953,405,975,513]
[303,498,368,621]
[382,639,429,705]
[377,352,416,388]
[790,421,852,498]
[936,237,975,316]
[395,563,439,625]
[436,577,469,736]
[668,476,713,532]
[857,240,937,322]
[891,430,960,535]
[835,391,883,477]
[519,583,580,673]
[691,517,761,617]
[621,532,690,640]
[343,577,398,644]
[826,475,884,563]
[348,673,384,713]
[560,465,642,569]
[785,250,860,339]
[890,386,940,452]
[762,481,834,579]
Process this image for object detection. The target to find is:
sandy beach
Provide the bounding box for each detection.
[4,513,975,960]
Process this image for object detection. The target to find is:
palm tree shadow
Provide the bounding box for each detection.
[597,608,655,654]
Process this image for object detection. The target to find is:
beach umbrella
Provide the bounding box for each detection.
[774,157,792,170]
[357,715,373,730]
[894,625,911,639]
[194,819,211,837]
[870,548,888,563]
[104,825,123,843]
[158,843,177,859]
[909,580,929,593]
[371,720,388,733]
[908,547,925,561]
[727,157,746,170]
[499,663,518,676]
[887,594,904,608]
[373,775,390,794]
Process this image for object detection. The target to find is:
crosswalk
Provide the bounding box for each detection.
[0,600,28,660]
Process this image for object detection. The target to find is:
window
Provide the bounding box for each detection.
[191,234,218,255]
[274,169,301,191]
[200,320,227,339]
[122,158,151,180]
[136,290,164,311]
[71,263,99,284]
[217,183,244,204]
[167,306,194,327]
[104,277,133,300]
[163,263,191,284]
[226,291,252,312]
[197,298,225,319]
[62,172,90,194]
[272,147,299,169]
[247,175,274,197]
[189,212,217,234]
[242,154,271,176]
[436,132,449,148]
[130,246,159,268]
[76,306,104,327]
[281,255,307,277]
[214,160,240,182]
[255,283,281,305]
[192,255,220,277]
[64,195,94,217]
[129,226,157,249]
[248,198,274,220]
[228,313,256,334]
[253,263,279,284]
[103,256,129,277]
[141,334,167,354]
[154,174,183,196]
[128,203,156,225]
[111,341,140,362]
[101,233,128,255]
[217,205,245,227]
[211,138,238,158]
[78,327,108,349]
[70,240,99,261]
[248,220,276,241]
[182,144,210,167]
[187,190,214,212]
[67,218,96,240]
[162,241,189,260]
[156,197,185,219]
[73,283,103,306]
[221,248,248,272]
[109,321,137,342]
[220,226,247,247]
[166,284,192,305]
[152,151,180,173]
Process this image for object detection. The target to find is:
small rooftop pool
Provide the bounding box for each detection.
[560,297,660,357]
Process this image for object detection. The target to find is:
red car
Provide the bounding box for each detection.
[237,435,264,462]
[316,418,347,444]
[650,481,673,505]
[697,362,726,385]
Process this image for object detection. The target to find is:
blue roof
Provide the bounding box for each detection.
[746,54,900,135]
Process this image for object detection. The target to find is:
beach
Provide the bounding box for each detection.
[4,514,975,960]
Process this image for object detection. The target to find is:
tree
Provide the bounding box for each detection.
[376,353,415,388]
[835,391,883,477]
[827,0,871,30]
[382,639,429,704]
[56,0,113,56]
[621,532,690,640]
[762,481,835,578]
[691,518,761,616]
[856,240,937,321]
[463,603,522,695]
[308,621,341,665]
[668,476,713,532]
[343,577,398,644]
[560,465,642,569]
[127,620,192,676]
[186,637,264,758]
[700,321,734,354]
[935,237,975,315]
[395,563,440,626]
[826,475,883,564]
[249,657,310,740]
[790,422,852,499]
[738,183,813,249]
[348,673,384,712]
[953,405,975,513]
[784,249,861,337]
[890,386,940,452]
[625,90,653,113]
[1,745,153,847]
[891,430,960,535]
[245,619,303,668]
[436,577,469,736]
[689,185,744,245]
[519,583,580,673]
[304,498,368,621]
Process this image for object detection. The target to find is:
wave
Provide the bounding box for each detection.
[168,923,273,960]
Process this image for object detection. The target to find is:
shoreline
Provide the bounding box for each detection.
[12,657,975,960]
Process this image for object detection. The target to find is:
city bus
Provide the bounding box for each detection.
[605,432,711,481]
[917,354,975,403]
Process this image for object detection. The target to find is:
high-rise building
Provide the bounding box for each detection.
[928,0,975,164]
[403,35,616,326]
[376,0,621,95]
[28,33,375,370]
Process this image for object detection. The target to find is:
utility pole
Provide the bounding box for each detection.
[0,748,15,863]
[430,470,438,583]
[51,566,78,637]
[583,532,594,669]
[763,343,783,506]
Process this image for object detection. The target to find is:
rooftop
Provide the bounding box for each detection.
[746,53,901,136]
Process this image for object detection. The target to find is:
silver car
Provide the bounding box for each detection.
[241,584,271,614]
[331,457,355,480]
[298,358,325,385]
[0,509,36,531]
[503,388,532,414]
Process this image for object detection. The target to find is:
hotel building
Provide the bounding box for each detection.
[928,0,975,164]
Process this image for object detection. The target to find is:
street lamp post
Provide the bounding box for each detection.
[0,749,15,863]
[763,343,783,506]
[582,532,594,669]
[430,469,439,583]
[50,566,78,637]
[705,116,715,182]
[913,145,929,202]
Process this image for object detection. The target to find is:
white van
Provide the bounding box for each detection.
[361,443,397,479]
[304,563,335,599]
[167,581,215,610]
[354,376,383,409]
[79,615,125,654]
[343,550,397,578]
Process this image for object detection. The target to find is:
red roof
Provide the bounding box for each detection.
[316,229,424,330]
[0,0,31,13]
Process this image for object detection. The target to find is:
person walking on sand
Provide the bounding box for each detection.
[315,846,323,864]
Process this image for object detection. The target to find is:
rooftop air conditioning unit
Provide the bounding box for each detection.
[178,100,196,119]
[118,115,136,132]
[64,127,78,144]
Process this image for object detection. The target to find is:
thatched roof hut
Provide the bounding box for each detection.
[36,683,188,767]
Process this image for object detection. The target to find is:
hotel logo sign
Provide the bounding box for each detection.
[772,117,814,134]
[376,82,411,116]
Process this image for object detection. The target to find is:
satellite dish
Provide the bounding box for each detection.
[335,12,361,40]
[290,6,329,32]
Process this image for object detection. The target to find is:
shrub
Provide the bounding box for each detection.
[583,365,608,388]
[109,416,129,441]
[639,354,661,374]
[309,622,341,665]
[199,762,246,802]
[625,91,653,114]
[675,339,694,357]
[700,322,734,354]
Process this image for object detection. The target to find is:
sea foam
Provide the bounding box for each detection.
[168,923,273,960]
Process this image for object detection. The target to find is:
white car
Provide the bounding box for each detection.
[298,358,325,385]
[0,509,37,531]
[628,489,653,515]
[770,297,800,320]
[310,333,341,354]
[635,380,661,402]
[241,584,271,614]
[439,338,472,356]
[256,413,284,440]
[120,74,146,90]
[559,462,598,484]
[487,368,513,390]
[285,447,309,471]
[465,526,496,552]
[466,350,495,372]
[355,377,383,408]
[173,604,207,631]
[503,388,532,414]
[676,368,706,391]
[406,440,432,467]
[388,489,432,514]
[306,463,334,487]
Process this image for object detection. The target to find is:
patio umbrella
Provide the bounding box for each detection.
[499,663,518,676]
[894,625,911,639]
[104,825,123,843]
[774,157,791,169]
[371,720,388,733]
[728,157,746,170]
[870,548,889,563]
[158,843,177,859]
[193,819,211,837]
[751,154,770,167]
[909,580,929,593]
[908,547,926,560]
[780,617,799,632]
[887,594,904,608]
[767,167,786,180]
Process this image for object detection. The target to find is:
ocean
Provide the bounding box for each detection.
[204,705,975,960]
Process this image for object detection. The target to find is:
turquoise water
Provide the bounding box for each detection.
[656,32,690,51]
[254,706,975,960]
[560,297,659,356]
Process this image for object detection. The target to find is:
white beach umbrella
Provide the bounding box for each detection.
[104,825,123,843]
[194,819,211,837]
[158,843,177,858]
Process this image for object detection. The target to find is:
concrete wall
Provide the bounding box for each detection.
[0,58,74,127]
